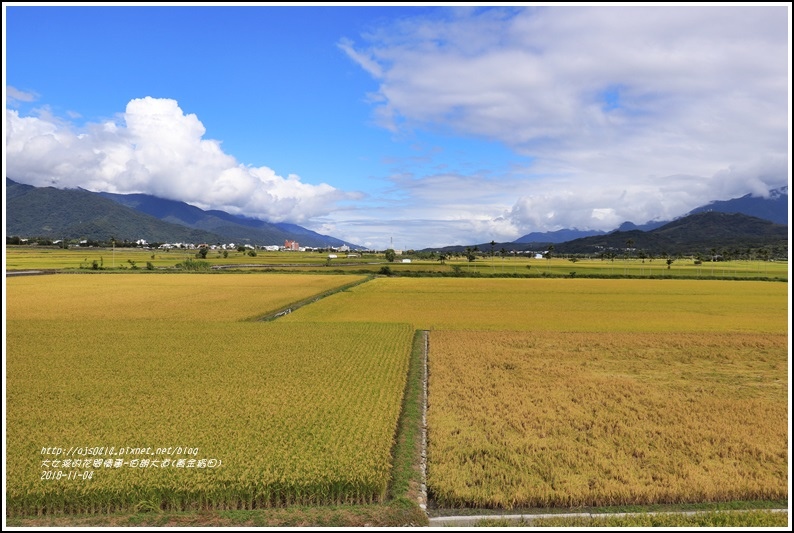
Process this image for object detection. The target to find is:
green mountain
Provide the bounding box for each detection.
[553,211,789,257]
[96,191,356,248]
[5,178,357,247]
[6,179,226,243]
[513,186,788,244]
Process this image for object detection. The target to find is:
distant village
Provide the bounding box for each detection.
[152,239,355,253]
[9,235,556,258]
[8,237,361,253]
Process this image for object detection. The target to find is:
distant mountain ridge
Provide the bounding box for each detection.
[6,179,229,244]
[513,220,676,245]
[686,186,788,224]
[6,177,789,252]
[96,191,357,248]
[430,211,788,256]
[5,178,361,248]
[512,186,788,244]
[553,211,788,256]
[514,228,605,244]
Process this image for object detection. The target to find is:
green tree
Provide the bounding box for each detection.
[489,240,496,270]
[177,258,211,271]
[385,249,396,262]
[465,247,477,263]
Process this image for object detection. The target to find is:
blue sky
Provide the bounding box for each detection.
[4,3,791,249]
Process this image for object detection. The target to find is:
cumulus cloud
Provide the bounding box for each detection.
[341,6,790,235]
[5,97,352,223]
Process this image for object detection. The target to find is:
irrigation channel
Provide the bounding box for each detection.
[5,269,57,276]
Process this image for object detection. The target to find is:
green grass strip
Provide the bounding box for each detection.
[384,329,429,523]
[248,275,373,321]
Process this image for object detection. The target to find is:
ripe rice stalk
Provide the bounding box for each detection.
[6,293,412,514]
[427,330,787,509]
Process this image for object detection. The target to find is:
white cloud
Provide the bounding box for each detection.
[342,6,790,236]
[5,97,353,223]
[338,37,383,79]
[5,7,788,250]
[321,171,525,248]
[6,85,38,104]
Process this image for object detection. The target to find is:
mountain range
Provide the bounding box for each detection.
[552,211,788,256]
[5,178,360,248]
[5,178,789,254]
[430,210,788,257]
[513,186,788,245]
[426,186,788,255]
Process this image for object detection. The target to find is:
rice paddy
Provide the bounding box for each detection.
[426,330,788,508]
[280,276,789,510]
[5,274,412,515]
[4,269,789,521]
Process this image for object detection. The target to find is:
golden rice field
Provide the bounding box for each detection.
[427,330,788,508]
[5,246,788,280]
[4,246,376,270]
[281,277,788,333]
[5,273,364,322]
[5,274,413,515]
[280,277,789,509]
[5,273,789,517]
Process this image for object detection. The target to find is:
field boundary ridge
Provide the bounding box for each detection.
[430,507,789,527]
[248,275,373,321]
